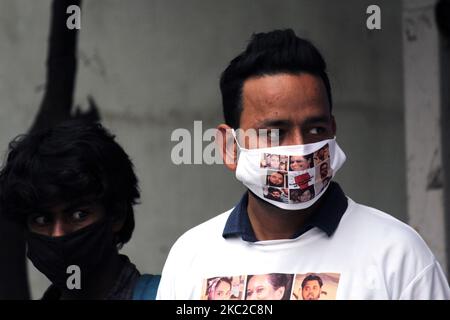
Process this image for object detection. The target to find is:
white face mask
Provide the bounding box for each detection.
[233,132,346,210]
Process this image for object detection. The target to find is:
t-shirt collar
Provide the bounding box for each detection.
[222,182,348,242]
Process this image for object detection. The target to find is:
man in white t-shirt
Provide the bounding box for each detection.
[157,29,450,300]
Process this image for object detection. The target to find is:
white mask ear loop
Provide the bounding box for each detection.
[231,129,243,150]
[231,128,281,151]
[224,129,241,165]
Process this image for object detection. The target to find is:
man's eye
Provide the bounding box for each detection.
[32,215,50,226]
[268,130,278,138]
[309,127,325,135]
[71,210,88,221]
[268,129,283,142]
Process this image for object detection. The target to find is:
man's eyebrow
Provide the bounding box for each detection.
[28,209,51,217]
[302,115,331,125]
[63,201,96,213]
[255,119,291,128]
[255,115,331,128]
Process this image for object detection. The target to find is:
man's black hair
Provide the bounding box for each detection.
[268,187,281,195]
[301,274,323,288]
[220,28,332,128]
[0,120,140,248]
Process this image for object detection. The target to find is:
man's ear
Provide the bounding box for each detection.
[112,211,126,233]
[216,124,237,171]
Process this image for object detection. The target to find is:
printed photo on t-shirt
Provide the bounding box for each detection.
[201,272,340,300]
[245,273,294,300]
[201,276,247,300]
[291,273,340,300]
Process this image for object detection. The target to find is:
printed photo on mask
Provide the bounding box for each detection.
[263,187,288,203]
[258,143,335,205]
[289,186,315,204]
[235,137,347,210]
[313,144,330,166]
[289,154,313,171]
[315,159,332,183]
[260,154,289,171]
[288,169,315,189]
[266,171,287,188]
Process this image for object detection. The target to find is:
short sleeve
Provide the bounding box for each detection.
[399,260,450,300]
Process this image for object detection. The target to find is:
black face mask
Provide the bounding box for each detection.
[25,218,117,290]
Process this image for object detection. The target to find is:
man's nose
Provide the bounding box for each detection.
[51,220,67,237]
[283,128,305,146]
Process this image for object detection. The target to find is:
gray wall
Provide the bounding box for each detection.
[0,0,405,299]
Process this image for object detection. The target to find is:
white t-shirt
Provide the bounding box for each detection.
[157,198,450,300]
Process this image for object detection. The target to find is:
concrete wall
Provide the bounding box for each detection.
[0,0,408,299]
[402,0,448,275]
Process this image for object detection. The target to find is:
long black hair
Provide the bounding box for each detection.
[0,120,140,247]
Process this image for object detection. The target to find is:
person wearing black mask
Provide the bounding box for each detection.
[0,120,159,300]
